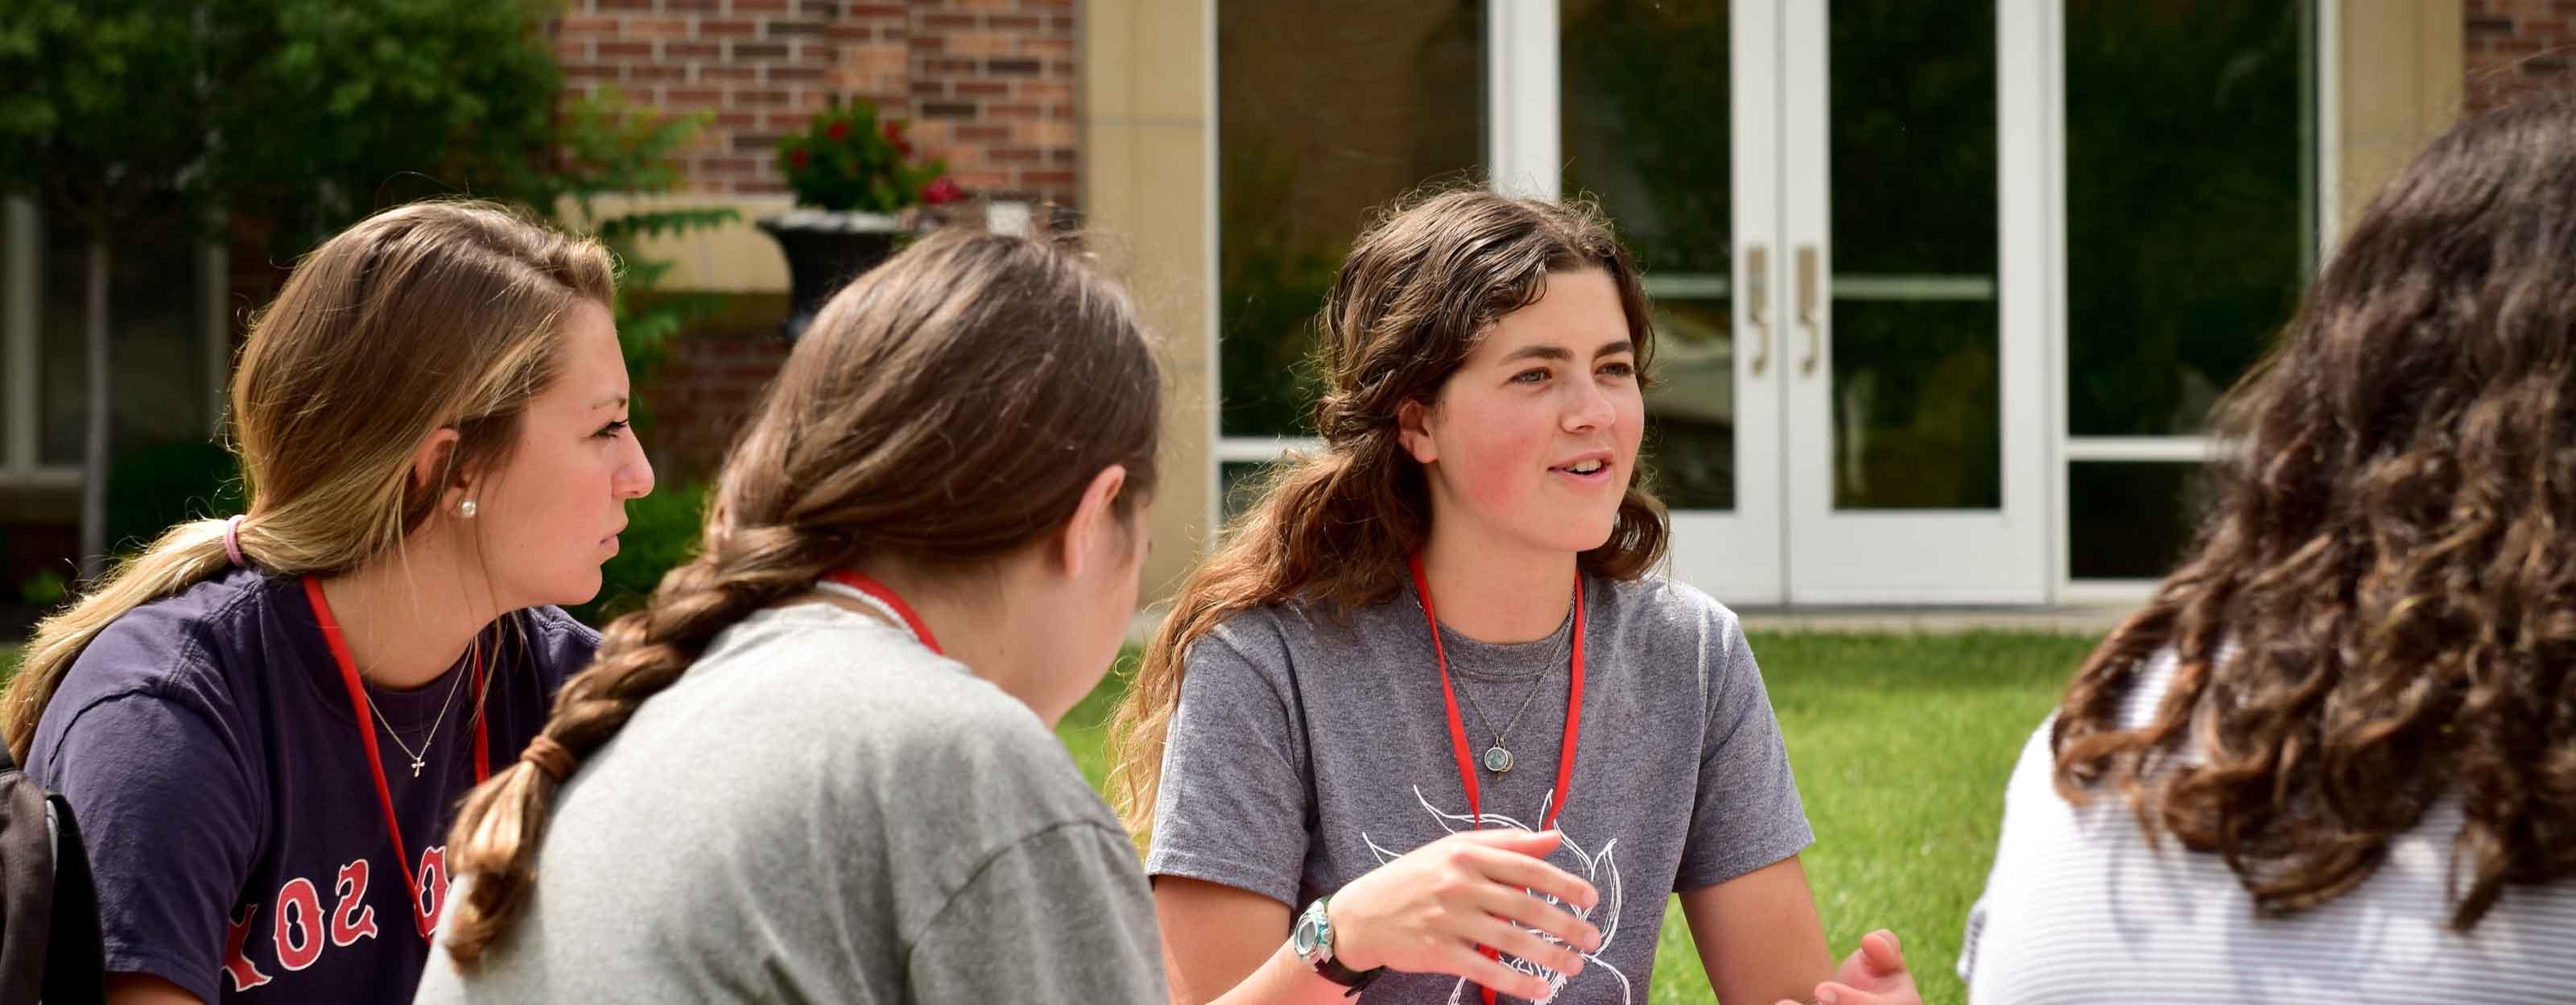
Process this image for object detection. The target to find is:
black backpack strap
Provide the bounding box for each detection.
[42,794,104,1005]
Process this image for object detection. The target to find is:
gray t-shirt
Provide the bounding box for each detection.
[413,602,1164,1005]
[1146,573,1811,1005]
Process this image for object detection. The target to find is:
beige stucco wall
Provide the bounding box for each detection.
[2334,0,2463,235]
[1084,0,1214,605]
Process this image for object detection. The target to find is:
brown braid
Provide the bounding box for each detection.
[440,228,1162,966]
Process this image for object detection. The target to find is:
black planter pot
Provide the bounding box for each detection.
[757,211,907,342]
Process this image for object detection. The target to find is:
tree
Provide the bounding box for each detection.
[0,0,573,579]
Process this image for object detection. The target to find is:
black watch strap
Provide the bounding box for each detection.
[1315,953,1381,995]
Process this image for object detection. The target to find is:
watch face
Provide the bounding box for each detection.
[1292,913,1324,957]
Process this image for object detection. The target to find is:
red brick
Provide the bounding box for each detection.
[559,15,619,34]
[733,89,792,105]
[828,23,877,41]
[988,14,1041,31]
[666,87,725,108]
[768,64,826,81]
[567,64,622,80]
[627,16,690,36]
[598,40,654,58]
[1019,170,1075,187]
[666,0,718,9]
[702,65,759,81]
[956,80,1009,96]
[733,41,791,59]
[763,110,812,129]
[847,2,904,15]
[596,0,653,10]
[987,146,1040,163]
[923,12,981,29]
[987,102,1040,118]
[734,0,790,10]
[923,101,978,118]
[910,80,948,97]
[956,124,1009,142]
[700,18,756,35]
[907,34,946,51]
[668,40,721,58]
[713,110,759,128]
[732,132,786,151]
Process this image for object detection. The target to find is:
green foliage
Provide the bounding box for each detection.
[547,87,739,434]
[105,437,246,557]
[774,97,960,213]
[16,573,65,608]
[565,482,708,630]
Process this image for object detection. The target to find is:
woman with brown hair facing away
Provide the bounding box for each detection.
[415,229,1168,1004]
[1108,189,1919,1005]
[6,201,653,1004]
[1960,94,2576,1001]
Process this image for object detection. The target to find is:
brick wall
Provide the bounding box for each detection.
[550,0,1080,206]
[2465,0,2576,110]
[639,313,796,483]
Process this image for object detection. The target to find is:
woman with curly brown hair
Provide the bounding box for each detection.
[1961,94,2576,1001]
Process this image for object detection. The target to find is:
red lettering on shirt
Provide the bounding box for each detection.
[414,845,449,938]
[223,902,275,991]
[331,858,379,946]
[272,877,324,971]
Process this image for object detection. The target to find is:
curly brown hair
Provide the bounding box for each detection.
[2051,93,2576,930]
[1104,188,1669,836]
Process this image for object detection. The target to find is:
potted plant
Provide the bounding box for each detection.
[759,98,965,341]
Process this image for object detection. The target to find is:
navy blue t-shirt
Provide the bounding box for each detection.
[23,567,596,1003]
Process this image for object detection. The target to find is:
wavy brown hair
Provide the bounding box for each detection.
[1105,188,1670,835]
[2052,93,2576,930]
[440,229,1162,966]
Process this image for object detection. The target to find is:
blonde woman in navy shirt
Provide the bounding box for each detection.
[2,201,654,1004]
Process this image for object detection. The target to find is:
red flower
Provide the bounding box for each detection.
[923,176,964,205]
[881,121,903,142]
[790,148,811,169]
[825,121,850,142]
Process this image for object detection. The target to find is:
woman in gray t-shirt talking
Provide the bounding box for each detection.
[1108,189,1920,1005]
[413,230,1170,1005]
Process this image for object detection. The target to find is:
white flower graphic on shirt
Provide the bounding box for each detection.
[1360,787,1629,1005]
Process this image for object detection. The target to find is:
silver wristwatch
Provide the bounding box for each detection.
[1291,894,1383,995]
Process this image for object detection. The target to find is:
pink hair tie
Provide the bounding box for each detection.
[222,515,247,567]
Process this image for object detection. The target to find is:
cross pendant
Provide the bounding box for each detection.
[410,758,425,778]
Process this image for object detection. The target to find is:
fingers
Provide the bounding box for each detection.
[1860,928,1906,974]
[1450,825,1565,856]
[1464,916,1587,978]
[1465,884,1600,953]
[1810,980,1918,1005]
[1435,945,1552,1003]
[1459,842,1598,911]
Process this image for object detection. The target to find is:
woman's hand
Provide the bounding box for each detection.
[1326,828,1603,1002]
[1777,929,1919,1005]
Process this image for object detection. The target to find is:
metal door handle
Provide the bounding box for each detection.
[1796,244,1820,375]
[1745,245,1770,376]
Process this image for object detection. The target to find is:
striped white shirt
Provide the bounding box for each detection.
[1960,650,2576,1003]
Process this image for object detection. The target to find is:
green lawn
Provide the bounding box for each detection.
[1055,631,2095,1005]
[0,630,2083,1004]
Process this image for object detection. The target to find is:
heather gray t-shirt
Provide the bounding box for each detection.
[413,602,1164,1005]
[1146,573,1811,1005]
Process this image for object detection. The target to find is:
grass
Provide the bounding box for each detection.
[1055,631,2094,1005]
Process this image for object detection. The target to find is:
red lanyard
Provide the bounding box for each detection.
[822,570,944,656]
[303,576,489,941]
[1407,554,1586,1005]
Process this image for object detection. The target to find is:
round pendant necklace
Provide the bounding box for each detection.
[1453,634,1566,774]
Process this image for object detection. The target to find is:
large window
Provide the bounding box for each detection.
[2063,0,2314,581]
[1216,0,1485,442]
